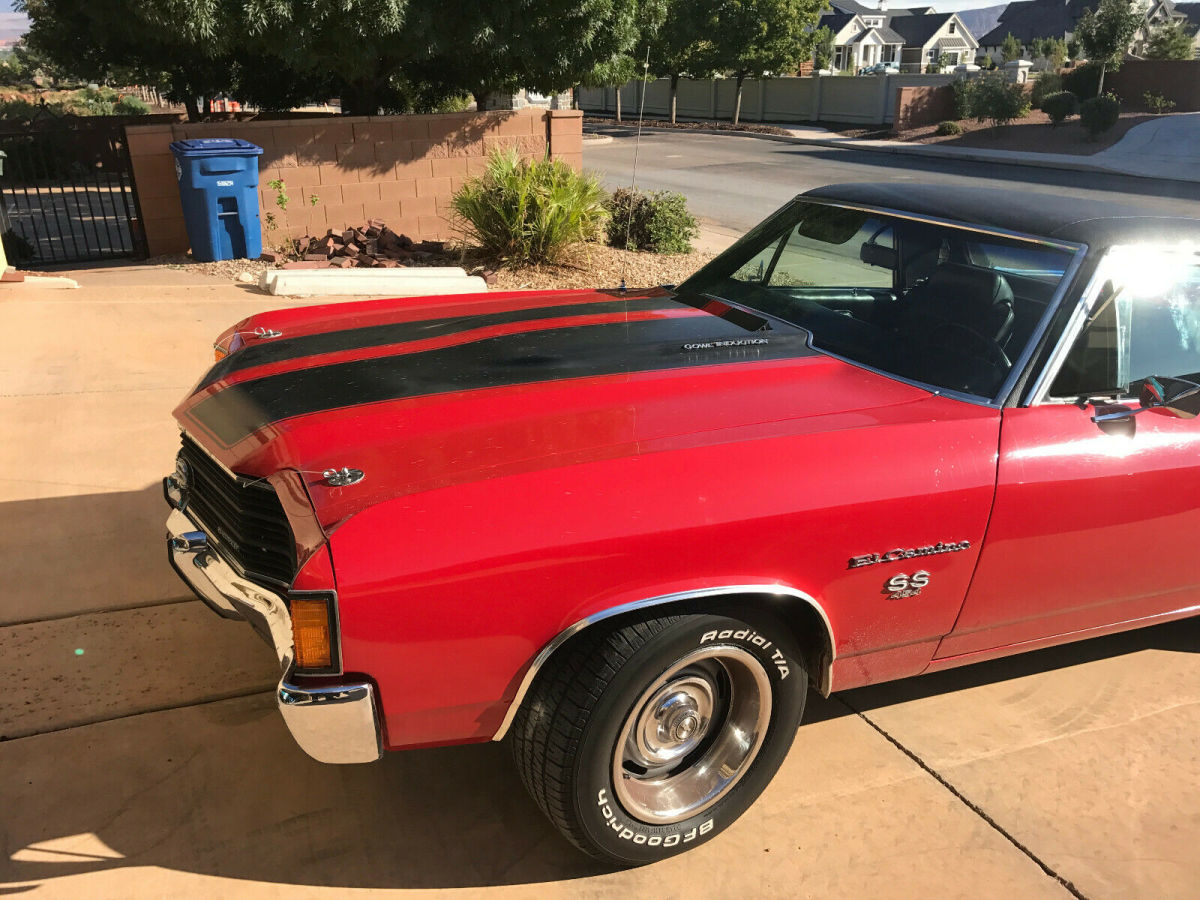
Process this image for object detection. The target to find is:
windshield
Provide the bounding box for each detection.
[679,199,1079,399]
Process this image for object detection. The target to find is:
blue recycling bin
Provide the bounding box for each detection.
[170,138,264,262]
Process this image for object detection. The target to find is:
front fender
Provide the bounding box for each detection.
[328,405,997,751]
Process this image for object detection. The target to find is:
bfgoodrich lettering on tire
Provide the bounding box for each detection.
[510,612,807,865]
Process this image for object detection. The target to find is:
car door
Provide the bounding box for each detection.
[936,244,1200,659]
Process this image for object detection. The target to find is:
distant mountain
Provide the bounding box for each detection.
[956,4,1007,41]
[0,12,28,47]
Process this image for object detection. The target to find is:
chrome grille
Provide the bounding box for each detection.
[179,433,297,587]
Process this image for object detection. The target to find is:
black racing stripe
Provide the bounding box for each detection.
[189,314,815,446]
[201,294,683,388]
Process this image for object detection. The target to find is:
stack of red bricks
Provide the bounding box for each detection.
[265,219,447,269]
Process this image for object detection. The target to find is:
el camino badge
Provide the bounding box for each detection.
[848,541,970,569]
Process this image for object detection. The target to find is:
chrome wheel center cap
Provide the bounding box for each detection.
[671,713,699,742]
[635,678,715,766]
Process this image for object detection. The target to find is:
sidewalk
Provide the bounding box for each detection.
[590,114,1200,185]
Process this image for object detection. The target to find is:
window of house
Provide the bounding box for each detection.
[949,22,956,33]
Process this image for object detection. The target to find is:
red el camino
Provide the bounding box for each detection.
[164,183,1200,864]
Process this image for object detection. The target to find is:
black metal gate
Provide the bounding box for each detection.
[0,113,146,267]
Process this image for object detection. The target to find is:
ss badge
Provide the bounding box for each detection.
[885,571,930,600]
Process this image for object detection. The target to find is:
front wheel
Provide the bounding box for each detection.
[510,612,807,865]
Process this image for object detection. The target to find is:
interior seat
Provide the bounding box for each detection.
[900,262,1015,346]
[895,263,1017,396]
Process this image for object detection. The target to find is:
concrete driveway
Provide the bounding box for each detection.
[1,265,1198,898]
[1092,112,1200,181]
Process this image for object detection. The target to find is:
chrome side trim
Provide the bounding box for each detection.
[1025,250,1117,405]
[490,585,836,742]
[997,244,1089,406]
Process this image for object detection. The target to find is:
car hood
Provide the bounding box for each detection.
[175,287,937,530]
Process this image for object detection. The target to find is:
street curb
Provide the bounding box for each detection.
[584,122,1198,186]
[582,134,614,146]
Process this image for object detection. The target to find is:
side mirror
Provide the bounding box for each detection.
[1140,375,1200,419]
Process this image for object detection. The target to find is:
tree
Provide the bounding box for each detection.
[1001,32,1023,63]
[582,56,640,123]
[647,0,712,123]
[708,0,825,125]
[971,71,1032,127]
[583,1,667,123]
[811,25,834,72]
[1033,36,1068,70]
[1075,0,1145,95]
[19,0,664,119]
[1045,37,1069,70]
[1145,20,1196,60]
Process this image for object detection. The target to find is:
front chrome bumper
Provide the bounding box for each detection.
[166,505,382,764]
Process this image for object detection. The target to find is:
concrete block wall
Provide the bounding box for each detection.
[126,109,583,258]
[1107,60,1200,112]
[894,85,956,130]
[580,74,957,126]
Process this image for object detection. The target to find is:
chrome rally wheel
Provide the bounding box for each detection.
[613,646,772,825]
[510,612,807,866]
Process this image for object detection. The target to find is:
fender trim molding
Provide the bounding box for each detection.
[491,584,836,742]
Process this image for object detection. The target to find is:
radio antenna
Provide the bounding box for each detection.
[619,46,651,293]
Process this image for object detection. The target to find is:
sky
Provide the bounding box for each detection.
[886,0,1007,9]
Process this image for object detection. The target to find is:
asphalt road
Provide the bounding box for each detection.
[583,129,1200,234]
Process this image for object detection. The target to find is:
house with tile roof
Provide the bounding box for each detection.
[821,2,979,73]
[977,0,1193,62]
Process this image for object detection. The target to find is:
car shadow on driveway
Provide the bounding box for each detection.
[825,612,1200,721]
[3,614,1196,892]
[0,692,607,892]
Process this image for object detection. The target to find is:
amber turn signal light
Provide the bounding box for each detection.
[291,595,334,671]
[213,344,228,362]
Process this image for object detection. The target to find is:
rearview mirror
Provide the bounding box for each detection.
[859,242,896,270]
[1140,375,1200,419]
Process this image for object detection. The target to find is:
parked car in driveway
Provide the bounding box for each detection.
[164,183,1200,866]
[858,61,899,75]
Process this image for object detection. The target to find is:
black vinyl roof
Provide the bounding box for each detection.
[801,183,1200,248]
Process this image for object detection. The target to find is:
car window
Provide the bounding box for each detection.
[1049,248,1200,398]
[679,200,1078,401]
[966,241,1066,285]
[730,218,894,289]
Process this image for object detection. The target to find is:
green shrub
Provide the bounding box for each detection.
[0,97,45,122]
[1079,92,1120,138]
[951,77,975,119]
[1031,72,1063,108]
[606,188,698,254]
[971,72,1032,127]
[1040,90,1079,125]
[1142,90,1176,114]
[935,120,962,135]
[451,148,607,266]
[114,94,151,115]
[1062,62,1102,99]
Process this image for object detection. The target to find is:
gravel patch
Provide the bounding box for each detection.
[147,242,715,294]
